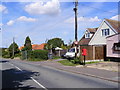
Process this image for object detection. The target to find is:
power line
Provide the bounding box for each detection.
[79,3,117,14]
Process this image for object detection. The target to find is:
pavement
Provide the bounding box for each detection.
[1,58,119,89]
[25,59,120,83]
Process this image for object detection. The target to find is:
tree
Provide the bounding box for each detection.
[8,42,20,57]
[45,38,64,50]
[22,36,32,51]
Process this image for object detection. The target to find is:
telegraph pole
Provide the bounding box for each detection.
[74,0,78,58]
[12,37,15,58]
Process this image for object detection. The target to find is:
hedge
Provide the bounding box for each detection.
[30,50,48,60]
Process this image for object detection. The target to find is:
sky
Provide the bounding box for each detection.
[0,0,119,48]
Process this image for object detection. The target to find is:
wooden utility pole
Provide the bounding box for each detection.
[74,0,78,58]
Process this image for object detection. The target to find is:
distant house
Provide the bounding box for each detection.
[106,34,120,61]
[19,43,46,51]
[78,19,120,61]
[32,43,46,50]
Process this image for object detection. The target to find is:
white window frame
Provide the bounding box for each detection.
[102,29,110,36]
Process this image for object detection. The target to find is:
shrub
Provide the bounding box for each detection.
[3,54,10,58]
[30,50,48,60]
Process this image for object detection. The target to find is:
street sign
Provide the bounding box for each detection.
[74,41,78,45]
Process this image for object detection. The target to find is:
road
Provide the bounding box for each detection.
[1,59,119,89]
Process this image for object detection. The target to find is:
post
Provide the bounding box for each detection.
[84,55,85,66]
[74,0,78,58]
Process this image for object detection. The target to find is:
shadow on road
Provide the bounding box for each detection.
[0,60,9,63]
[2,68,40,89]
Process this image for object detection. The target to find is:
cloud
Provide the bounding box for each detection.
[17,16,37,22]
[65,16,101,23]
[110,15,120,21]
[0,5,8,13]
[7,20,15,26]
[7,16,37,26]
[24,0,61,16]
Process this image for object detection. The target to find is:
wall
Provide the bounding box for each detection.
[89,21,115,45]
[106,34,120,58]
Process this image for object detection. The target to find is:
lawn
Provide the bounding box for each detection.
[58,60,79,66]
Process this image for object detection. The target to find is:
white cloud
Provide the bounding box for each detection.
[0,5,8,13]
[7,20,15,26]
[24,0,61,16]
[110,15,120,21]
[7,16,37,26]
[17,16,37,22]
[65,16,101,23]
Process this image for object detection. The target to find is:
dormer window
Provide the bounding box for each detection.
[85,33,90,38]
[102,29,110,36]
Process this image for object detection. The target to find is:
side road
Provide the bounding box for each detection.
[4,59,120,83]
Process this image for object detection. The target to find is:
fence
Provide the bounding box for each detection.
[80,45,106,61]
[48,49,67,57]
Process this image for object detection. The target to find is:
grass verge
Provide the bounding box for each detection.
[58,60,79,66]
[28,58,47,61]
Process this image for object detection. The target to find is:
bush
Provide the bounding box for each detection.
[3,54,10,58]
[30,50,48,60]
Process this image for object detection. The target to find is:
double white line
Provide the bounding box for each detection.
[8,62,48,90]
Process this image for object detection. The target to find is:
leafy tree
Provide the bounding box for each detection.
[8,42,20,58]
[22,36,32,51]
[45,38,64,50]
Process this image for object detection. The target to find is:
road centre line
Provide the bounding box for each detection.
[8,62,47,89]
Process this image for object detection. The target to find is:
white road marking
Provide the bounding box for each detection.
[8,62,47,89]
[30,77,48,90]
[8,63,22,71]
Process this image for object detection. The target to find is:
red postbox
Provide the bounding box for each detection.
[82,49,87,56]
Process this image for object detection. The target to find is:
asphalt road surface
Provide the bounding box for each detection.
[1,59,119,89]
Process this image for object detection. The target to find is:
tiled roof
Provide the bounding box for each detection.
[105,19,120,33]
[87,28,98,33]
[32,43,46,50]
[19,43,46,50]
[78,28,97,45]
[19,46,24,50]
[78,37,91,45]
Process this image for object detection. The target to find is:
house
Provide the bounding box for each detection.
[106,34,120,61]
[78,28,98,45]
[78,28,100,61]
[89,19,120,45]
[78,19,120,61]
[19,43,46,51]
[32,43,46,50]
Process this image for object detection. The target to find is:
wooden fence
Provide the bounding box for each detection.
[80,45,106,61]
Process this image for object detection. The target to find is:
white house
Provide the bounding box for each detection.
[78,19,120,61]
[89,19,120,45]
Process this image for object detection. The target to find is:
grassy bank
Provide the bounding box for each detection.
[58,60,79,66]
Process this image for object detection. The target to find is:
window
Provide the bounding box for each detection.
[102,29,110,36]
[113,43,120,51]
[85,33,90,38]
[69,48,75,52]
